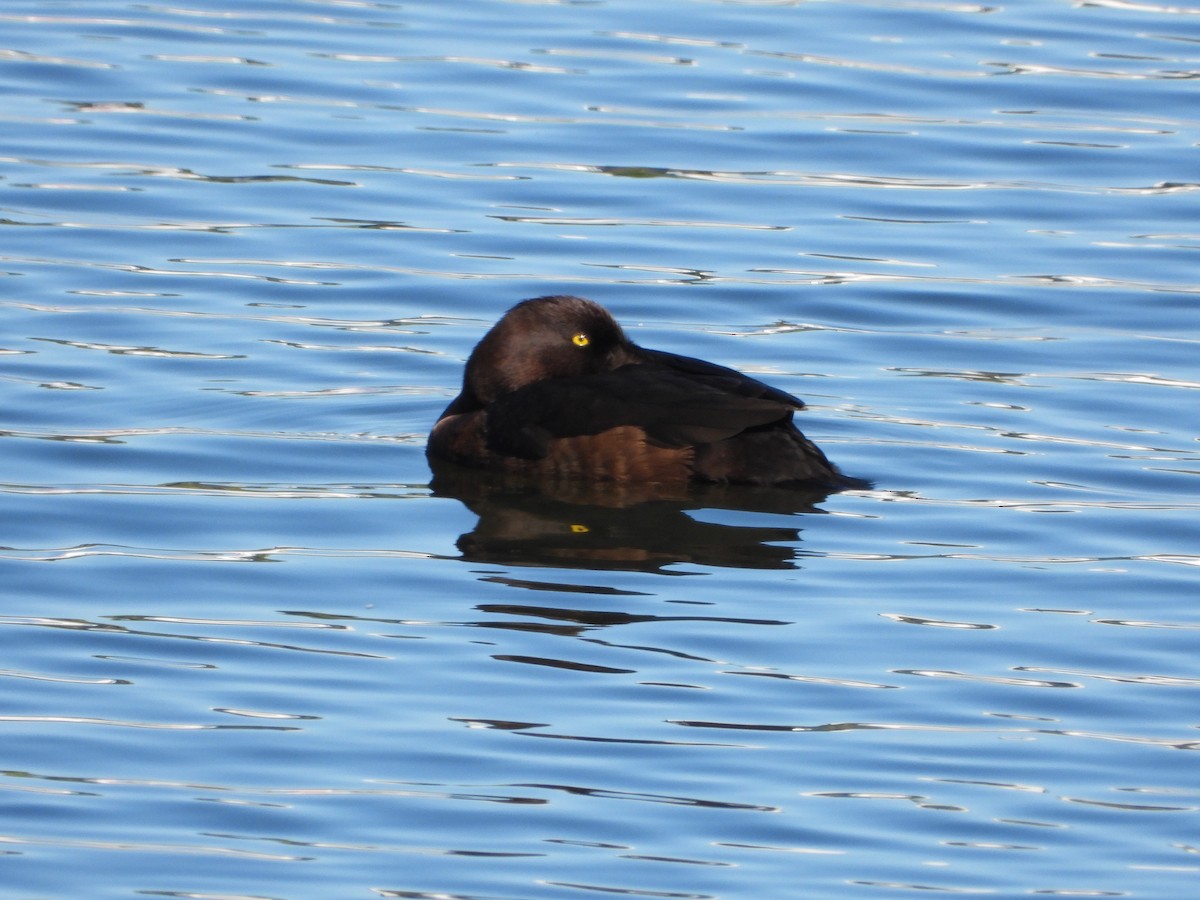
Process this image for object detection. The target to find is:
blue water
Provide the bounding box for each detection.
[2,1,1198,898]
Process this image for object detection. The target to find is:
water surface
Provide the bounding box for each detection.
[2,1,1198,898]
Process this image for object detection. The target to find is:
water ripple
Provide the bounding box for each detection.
[0,544,435,564]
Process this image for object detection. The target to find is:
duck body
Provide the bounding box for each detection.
[428,295,863,489]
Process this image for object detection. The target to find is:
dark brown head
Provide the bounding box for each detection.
[462,295,638,404]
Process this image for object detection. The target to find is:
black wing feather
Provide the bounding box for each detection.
[485,354,803,459]
[639,348,805,409]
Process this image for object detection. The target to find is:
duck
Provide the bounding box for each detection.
[427,295,865,489]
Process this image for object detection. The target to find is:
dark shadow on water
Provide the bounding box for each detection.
[429,460,848,573]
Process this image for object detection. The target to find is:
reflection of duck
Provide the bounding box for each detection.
[430,464,840,572]
[428,295,866,489]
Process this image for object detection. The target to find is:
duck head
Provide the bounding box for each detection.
[462,295,639,404]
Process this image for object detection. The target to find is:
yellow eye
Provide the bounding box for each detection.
[571,333,590,347]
